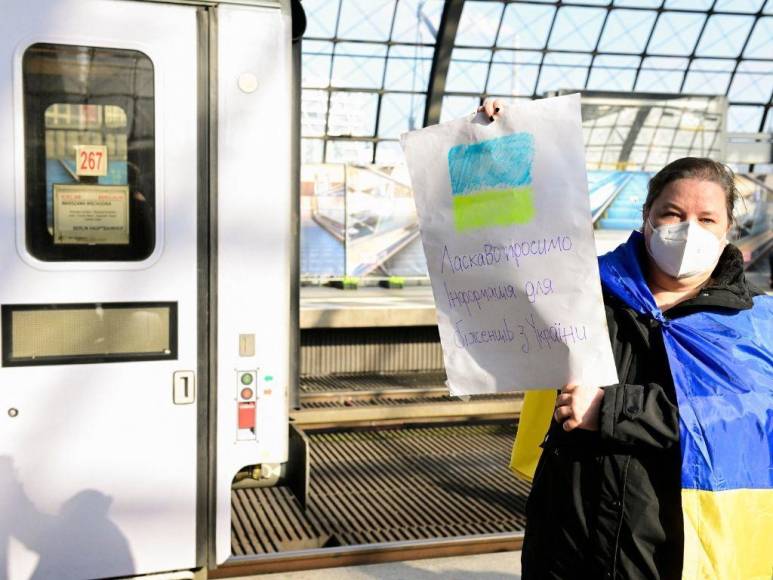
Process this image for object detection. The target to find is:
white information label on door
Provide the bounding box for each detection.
[53,183,130,245]
[75,144,109,176]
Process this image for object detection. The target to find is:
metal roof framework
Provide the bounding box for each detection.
[300,0,772,169]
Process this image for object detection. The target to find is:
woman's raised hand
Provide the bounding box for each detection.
[477,98,505,122]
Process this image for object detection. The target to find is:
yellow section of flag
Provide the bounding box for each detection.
[681,487,773,580]
[509,390,556,481]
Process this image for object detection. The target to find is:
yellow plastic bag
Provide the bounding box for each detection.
[509,389,557,481]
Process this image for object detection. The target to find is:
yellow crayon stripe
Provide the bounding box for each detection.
[453,186,535,231]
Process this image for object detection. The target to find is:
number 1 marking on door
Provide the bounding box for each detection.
[173,371,196,404]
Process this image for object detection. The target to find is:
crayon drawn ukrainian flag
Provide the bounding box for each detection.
[447,132,536,232]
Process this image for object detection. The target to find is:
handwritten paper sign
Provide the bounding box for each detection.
[400,94,618,395]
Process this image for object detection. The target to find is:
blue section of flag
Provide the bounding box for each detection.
[448,133,534,196]
[665,301,773,490]
[598,231,773,492]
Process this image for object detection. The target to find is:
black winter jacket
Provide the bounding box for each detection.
[521,243,759,580]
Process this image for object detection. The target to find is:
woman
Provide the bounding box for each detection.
[481,101,772,579]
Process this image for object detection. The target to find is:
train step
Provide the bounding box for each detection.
[230,422,529,556]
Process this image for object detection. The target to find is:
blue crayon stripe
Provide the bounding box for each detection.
[448,133,534,196]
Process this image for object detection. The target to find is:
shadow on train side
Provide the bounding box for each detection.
[0,456,134,580]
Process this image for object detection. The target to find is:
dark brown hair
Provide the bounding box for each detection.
[643,157,737,224]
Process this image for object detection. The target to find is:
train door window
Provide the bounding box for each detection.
[22,43,155,261]
[1,302,177,366]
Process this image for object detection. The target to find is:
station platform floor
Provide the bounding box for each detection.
[233,550,522,579]
[300,284,436,328]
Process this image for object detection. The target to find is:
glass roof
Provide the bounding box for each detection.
[301,0,773,167]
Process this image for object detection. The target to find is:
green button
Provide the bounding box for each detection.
[240,373,254,385]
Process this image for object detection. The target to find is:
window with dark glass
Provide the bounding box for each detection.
[23,43,155,261]
[1,302,177,367]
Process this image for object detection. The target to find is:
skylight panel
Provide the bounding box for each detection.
[497,3,556,50]
[330,42,388,89]
[695,15,755,57]
[548,7,608,52]
[455,1,504,47]
[648,12,707,55]
[445,48,492,92]
[598,9,658,54]
[337,0,396,42]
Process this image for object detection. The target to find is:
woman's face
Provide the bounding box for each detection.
[644,178,731,239]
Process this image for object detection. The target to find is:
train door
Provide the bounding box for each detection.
[0,1,200,578]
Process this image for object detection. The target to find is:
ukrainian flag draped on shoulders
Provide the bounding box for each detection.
[598,231,773,579]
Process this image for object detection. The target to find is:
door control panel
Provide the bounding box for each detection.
[236,371,257,440]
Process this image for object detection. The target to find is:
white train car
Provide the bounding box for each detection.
[0,0,295,577]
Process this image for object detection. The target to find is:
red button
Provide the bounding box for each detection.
[240,387,254,400]
[238,402,255,429]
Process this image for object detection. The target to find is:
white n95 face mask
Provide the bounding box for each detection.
[646,219,725,279]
